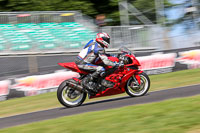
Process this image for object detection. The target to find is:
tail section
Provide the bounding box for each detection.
[58,62,88,74]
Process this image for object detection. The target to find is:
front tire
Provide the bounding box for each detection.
[57,80,87,108]
[125,72,150,97]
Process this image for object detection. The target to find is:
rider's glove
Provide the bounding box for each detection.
[115,62,124,67]
[119,62,124,67]
[115,63,119,67]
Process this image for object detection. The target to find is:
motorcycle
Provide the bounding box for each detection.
[57,46,150,107]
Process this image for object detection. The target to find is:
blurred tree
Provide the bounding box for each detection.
[89,0,173,25]
[0,0,173,25]
[0,0,96,16]
[130,0,173,25]
[89,0,120,25]
[55,0,97,16]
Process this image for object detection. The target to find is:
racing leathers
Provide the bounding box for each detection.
[75,40,117,92]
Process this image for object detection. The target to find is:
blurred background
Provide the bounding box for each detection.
[0,0,200,100]
[0,0,199,52]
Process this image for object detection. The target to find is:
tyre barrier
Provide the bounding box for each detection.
[0,70,79,101]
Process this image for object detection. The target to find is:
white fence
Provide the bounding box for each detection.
[101,25,162,49]
[101,25,200,50]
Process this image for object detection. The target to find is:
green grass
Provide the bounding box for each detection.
[150,68,200,91]
[1,94,200,133]
[1,68,200,118]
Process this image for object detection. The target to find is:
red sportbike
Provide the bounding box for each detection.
[57,46,150,107]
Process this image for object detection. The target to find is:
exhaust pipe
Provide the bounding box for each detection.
[66,80,85,93]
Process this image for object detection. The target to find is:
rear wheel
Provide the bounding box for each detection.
[125,72,150,97]
[57,80,87,108]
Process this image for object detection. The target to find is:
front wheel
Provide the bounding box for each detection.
[125,72,150,97]
[57,80,87,108]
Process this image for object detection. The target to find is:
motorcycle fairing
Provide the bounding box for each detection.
[89,68,143,99]
[125,54,141,67]
[89,86,124,99]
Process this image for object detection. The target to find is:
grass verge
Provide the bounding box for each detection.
[0,68,200,118]
[1,94,200,133]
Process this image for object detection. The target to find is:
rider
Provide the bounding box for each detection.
[75,32,121,93]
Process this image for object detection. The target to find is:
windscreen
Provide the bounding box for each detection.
[118,46,133,55]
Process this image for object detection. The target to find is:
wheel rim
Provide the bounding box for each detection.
[127,74,149,96]
[61,86,84,106]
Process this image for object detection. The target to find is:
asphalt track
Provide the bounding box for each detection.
[1,84,200,129]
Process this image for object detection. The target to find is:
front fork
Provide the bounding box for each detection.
[132,70,143,88]
[134,74,141,85]
[133,76,140,86]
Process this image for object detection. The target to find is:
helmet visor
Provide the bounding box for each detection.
[103,37,110,44]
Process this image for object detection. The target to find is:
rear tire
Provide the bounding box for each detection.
[125,72,150,97]
[57,80,87,108]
